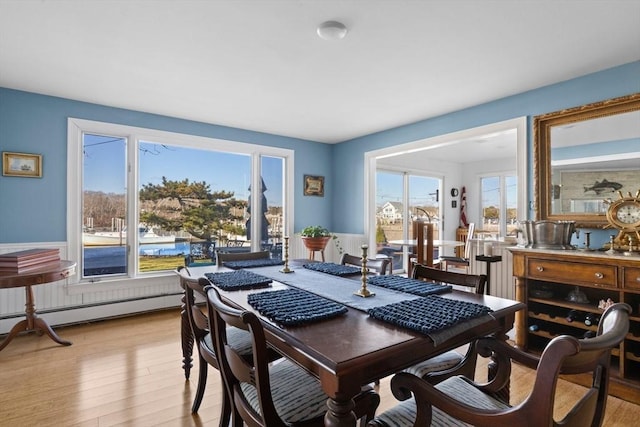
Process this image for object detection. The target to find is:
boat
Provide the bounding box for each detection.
[83,225,176,246]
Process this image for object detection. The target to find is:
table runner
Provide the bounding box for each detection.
[223,258,284,269]
[367,275,452,297]
[247,288,348,326]
[205,270,272,291]
[303,262,361,276]
[246,266,495,344]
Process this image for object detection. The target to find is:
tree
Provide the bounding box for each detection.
[139,177,245,246]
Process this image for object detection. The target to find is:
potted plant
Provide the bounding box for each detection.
[300,225,333,251]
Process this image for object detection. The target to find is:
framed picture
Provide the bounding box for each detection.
[2,152,43,178]
[304,175,324,196]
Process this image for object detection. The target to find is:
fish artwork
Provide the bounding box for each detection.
[583,179,623,194]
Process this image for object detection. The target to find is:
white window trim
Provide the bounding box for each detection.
[67,118,294,293]
[478,171,517,237]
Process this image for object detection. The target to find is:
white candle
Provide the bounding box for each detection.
[483,241,493,256]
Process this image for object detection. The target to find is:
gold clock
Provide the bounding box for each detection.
[604,189,640,250]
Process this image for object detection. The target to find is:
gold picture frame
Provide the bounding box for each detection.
[304,175,324,196]
[2,152,43,178]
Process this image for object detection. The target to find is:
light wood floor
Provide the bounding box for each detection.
[1,309,637,426]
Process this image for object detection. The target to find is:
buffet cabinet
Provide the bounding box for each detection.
[510,248,640,404]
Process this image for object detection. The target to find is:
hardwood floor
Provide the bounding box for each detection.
[0,309,637,426]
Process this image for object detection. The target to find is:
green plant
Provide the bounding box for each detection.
[300,225,332,238]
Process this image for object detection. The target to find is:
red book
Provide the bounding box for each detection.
[0,260,62,274]
[0,248,60,262]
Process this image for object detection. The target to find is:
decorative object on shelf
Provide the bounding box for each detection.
[604,189,640,251]
[303,174,324,196]
[519,220,576,249]
[354,245,375,298]
[2,151,42,178]
[279,236,293,273]
[598,298,615,310]
[566,286,589,304]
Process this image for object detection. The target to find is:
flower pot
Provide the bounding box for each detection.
[301,236,331,261]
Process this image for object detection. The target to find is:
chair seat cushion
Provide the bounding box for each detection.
[203,327,252,356]
[402,350,464,378]
[241,359,328,423]
[372,375,510,426]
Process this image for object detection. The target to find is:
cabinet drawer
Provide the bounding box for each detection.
[527,259,617,288]
[623,267,640,290]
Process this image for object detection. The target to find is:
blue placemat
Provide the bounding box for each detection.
[205,270,272,291]
[367,275,452,297]
[368,295,493,335]
[223,258,284,269]
[247,288,348,326]
[303,262,361,276]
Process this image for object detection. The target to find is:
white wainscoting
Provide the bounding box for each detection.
[468,243,515,301]
[0,242,182,334]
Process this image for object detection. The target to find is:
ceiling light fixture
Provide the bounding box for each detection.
[317,20,348,40]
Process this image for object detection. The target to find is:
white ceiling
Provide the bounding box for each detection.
[1,0,639,144]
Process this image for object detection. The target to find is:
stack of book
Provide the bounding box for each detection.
[0,248,61,274]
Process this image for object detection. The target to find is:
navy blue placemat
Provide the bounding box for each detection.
[368,295,493,335]
[223,258,284,269]
[367,275,452,297]
[247,288,348,326]
[205,270,272,291]
[303,262,361,276]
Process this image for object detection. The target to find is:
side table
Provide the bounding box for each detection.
[0,260,76,351]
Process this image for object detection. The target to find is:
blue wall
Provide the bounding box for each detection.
[331,61,640,244]
[0,89,332,243]
[2,61,639,245]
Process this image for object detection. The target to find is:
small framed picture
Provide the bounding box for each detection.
[304,175,324,196]
[2,152,43,178]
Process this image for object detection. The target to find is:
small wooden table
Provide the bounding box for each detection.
[0,260,76,351]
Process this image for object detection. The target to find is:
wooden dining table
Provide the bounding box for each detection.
[181,263,524,427]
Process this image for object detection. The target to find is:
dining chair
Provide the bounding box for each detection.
[216,250,270,267]
[341,253,390,275]
[439,223,474,272]
[205,285,381,427]
[175,267,256,419]
[403,264,487,384]
[368,302,631,427]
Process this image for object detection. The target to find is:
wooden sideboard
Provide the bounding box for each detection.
[510,248,640,404]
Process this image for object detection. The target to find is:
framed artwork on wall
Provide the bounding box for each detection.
[304,175,324,196]
[2,152,42,178]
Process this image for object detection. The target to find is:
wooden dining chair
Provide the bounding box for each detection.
[341,253,391,275]
[439,223,474,272]
[205,285,380,427]
[402,264,487,384]
[368,302,631,427]
[175,267,256,419]
[215,250,270,267]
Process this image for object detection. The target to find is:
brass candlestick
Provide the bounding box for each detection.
[606,235,616,254]
[279,236,294,273]
[354,244,375,298]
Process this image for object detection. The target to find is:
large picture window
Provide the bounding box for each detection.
[68,119,292,286]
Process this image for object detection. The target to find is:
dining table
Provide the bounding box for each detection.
[180,262,524,427]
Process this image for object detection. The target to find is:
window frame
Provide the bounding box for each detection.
[67,118,294,292]
[478,171,517,237]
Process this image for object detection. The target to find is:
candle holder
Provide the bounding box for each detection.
[279,236,294,273]
[354,244,375,298]
[606,235,616,254]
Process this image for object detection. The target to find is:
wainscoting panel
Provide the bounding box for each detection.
[469,243,515,301]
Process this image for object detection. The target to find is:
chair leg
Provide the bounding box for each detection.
[191,354,208,413]
[218,380,232,427]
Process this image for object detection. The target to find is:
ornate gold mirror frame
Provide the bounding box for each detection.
[534,93,640,228]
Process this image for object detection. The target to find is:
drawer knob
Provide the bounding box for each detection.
[636,277,640,282]
[536,266,544,272]
[595,272,604,279]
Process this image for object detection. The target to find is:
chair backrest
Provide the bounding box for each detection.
[463,222,475,260]
[341,253,390,275]
[205,285,287,427]
[216,250,270,267]
[412,263,486,294]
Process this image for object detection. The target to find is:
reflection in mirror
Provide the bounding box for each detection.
[534,93,640,228]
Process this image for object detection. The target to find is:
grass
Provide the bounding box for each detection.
[138,255,186,272]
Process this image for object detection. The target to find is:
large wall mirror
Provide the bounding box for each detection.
[534,93,640,228]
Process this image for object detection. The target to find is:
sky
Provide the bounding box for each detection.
[83,134,283,205]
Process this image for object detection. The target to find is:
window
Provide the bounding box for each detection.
[480,174,517,237]
[68,119,292,287]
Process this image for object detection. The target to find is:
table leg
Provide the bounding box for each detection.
[324,397,356,427]
[0,285,71,351]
